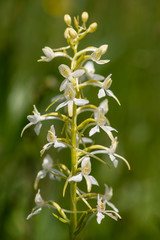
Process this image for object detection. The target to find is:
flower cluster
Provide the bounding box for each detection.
[22,12,130,238]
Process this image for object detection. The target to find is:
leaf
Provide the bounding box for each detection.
[74,212,90,236]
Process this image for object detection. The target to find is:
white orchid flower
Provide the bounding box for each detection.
[56,82,89,117]
[38,47,72,62]
[90,138,130,169]
[21,105,58,136]
[34,155,62,189]
[98,74,120,105]
[40,125,66,155]
[59,64,85,81]
[69,157,99,192]
[89,100,117,141]
[91,45,110,65]
[27,189,45,220]
[38,47,55,62]
[21,105,45,136]
[96,194,121,224]
[84,61,104,81]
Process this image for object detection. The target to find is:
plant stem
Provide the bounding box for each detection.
[70,103,78,239]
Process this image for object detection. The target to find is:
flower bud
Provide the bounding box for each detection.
[99,44,108,55]
[69,28,77,39]
[81,12,89,23]
[64,14,71,26]
[88,22,98,33]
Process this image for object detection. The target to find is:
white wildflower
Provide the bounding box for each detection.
[96,194,121,224]
[38,47,55,62]
[98,74,120,105]
[69,157,99,192]
[40,125,66,155]
[91,45,110,65]
[59,64,85,81]
[84,61,104,80]
[21,105,45,136]
[56,82,89,117]
[89,100,117,141]
[26,190,45,220]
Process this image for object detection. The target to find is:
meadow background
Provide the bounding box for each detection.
[0,0,160,239]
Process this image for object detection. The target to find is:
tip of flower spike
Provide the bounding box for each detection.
[64,14,71,26]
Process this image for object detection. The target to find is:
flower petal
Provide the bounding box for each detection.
[89,125,100,136]
[60,79,69,92]
[56,100,68,111]
[26,207,42,220]
[69,173,83,182]
[58,64,71,78]
[54,141,66,148]
[72,69,85,78]
[89,175,99,186]
[68,100,73,117]
[96,212,105,224]
[34,122,42,135]
[74,98,89,106]
[84,175,92,192]
[106,200,119,212]
[106,90,121,105]
[92,74,104,81]
[98,88,106,98]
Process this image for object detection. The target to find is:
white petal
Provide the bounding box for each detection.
[92,74,104,81]
[72,69,85,78]
[26,207,42,220]
[60,79,69,92]
[106,200,119,212]
[54,141,66,148]
[84,175,92,192]
[68,100,73,117]
[96,212,105,224]
[95,60,110,64]
[84,61,95,74]
[81,157,91,175]
[69,173,83,182]
[106,90,121,105]
[99,99,108,114]
[42,155,53,170]
[89,175,99,186]
[80,137,93,144]
[42,47,54,59]
[113,159,118,168]
[34,122,42,135]
[98,88,106,98]
[27,115,37,123]
[58,64,71,78]
[74,98,89,106]
[89,125,100,136]
[55,100,68,111]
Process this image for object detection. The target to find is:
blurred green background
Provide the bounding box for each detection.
[0,0,160,239]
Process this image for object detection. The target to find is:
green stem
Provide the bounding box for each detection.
[70,103,78,239]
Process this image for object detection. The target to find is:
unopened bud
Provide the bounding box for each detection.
[64,14,71,26]
[99,44,108,55]
[88,22,97,33]
[69,28,77,39]
[81,12,89,23]
[74,16,79,28]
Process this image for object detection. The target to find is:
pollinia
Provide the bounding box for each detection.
[22,12,130,239]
